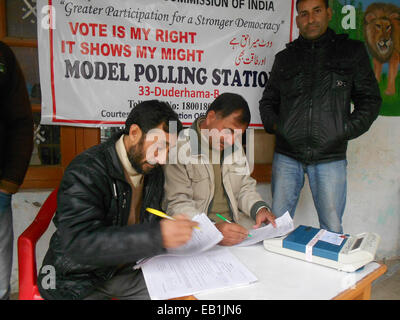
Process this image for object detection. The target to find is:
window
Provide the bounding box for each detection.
[0,0,100,189]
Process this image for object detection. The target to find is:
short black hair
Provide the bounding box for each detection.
[124,100,183,135]
[296,0,329,11]
[206,93,251,125]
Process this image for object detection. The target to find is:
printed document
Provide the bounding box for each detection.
[141,247,258,300]
[134,213,223,268]
[167,213,223,255]
[234,211,294,247]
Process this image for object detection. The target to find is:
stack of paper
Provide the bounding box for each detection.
[141,247,258,300]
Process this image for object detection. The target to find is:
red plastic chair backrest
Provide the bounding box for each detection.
[17,188,58,300]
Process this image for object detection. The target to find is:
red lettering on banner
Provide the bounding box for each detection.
[68,22,108,37]
[130,27,151,40]
[112,25,125,38]
[136,46,157,59]
[61,40,76,54]
[155,29,197,44]
[161,48,204,62]
[80,42,132,58]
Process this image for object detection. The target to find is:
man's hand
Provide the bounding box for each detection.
[253,208,277,229]
[215,222,249,246]
[160,214,199,248]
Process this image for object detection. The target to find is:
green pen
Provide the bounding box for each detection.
[216,214,252,237]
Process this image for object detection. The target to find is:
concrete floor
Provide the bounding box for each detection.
[371,257,400,300]
[9,257,399,300]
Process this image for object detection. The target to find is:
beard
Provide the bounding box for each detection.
[127,136,159,175]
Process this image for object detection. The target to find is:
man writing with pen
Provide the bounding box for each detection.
[37,100,198,300]
[162,93,277,246]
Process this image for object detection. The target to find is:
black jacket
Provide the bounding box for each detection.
[259,28,381,164]
[0,41,33,193]
[38,132,166,300]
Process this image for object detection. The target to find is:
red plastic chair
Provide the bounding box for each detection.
[17,188,58,300]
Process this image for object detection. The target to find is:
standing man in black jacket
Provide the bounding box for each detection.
[38,100,198,300]
[0,41,33,300]
[259,0,381,233]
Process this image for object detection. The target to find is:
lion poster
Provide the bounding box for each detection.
[329,0,400,116]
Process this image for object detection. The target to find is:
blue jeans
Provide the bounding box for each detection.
[0,191,13,300]
[271,153,347,233]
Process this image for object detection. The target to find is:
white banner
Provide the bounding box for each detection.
[38,0,296,128]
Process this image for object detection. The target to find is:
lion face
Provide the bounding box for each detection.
[363,3,400,63]
[372,18,393,57]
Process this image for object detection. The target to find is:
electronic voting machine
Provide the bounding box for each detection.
[263,225,380,272]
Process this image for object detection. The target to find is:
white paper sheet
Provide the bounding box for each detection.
[134,213,223,268]
[141,247,258,300]
[167,213,223,255]
[233,211,294,247]
[319,230,345,246]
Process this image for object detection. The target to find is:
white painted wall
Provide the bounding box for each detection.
[9,116,399,295]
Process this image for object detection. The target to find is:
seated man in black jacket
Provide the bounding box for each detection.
[38,100,198,300]
[259,0,381,233]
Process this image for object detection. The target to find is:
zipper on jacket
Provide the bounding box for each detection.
[112,180,131,226]
[121,190,131,225]
[306,42,316,162]
[307,100,313,161]
[221,163,235,223]
[112,181,121,226]
[204,159,215,215]
[112,182,118,199]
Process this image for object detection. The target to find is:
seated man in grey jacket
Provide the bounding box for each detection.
[162,93,276,246]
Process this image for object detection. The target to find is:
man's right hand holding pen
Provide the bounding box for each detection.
[160,214,199,248]
[215,208,277,246]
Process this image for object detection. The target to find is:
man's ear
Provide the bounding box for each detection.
[327,7,333,22]
[127,124,143,145]
[205,110,216,126]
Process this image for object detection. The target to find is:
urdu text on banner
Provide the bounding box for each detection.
[38,0,295,128]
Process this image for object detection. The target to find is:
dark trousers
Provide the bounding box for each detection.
[84,265,150,300]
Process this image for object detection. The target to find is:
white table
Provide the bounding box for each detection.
[188,243,386,300]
